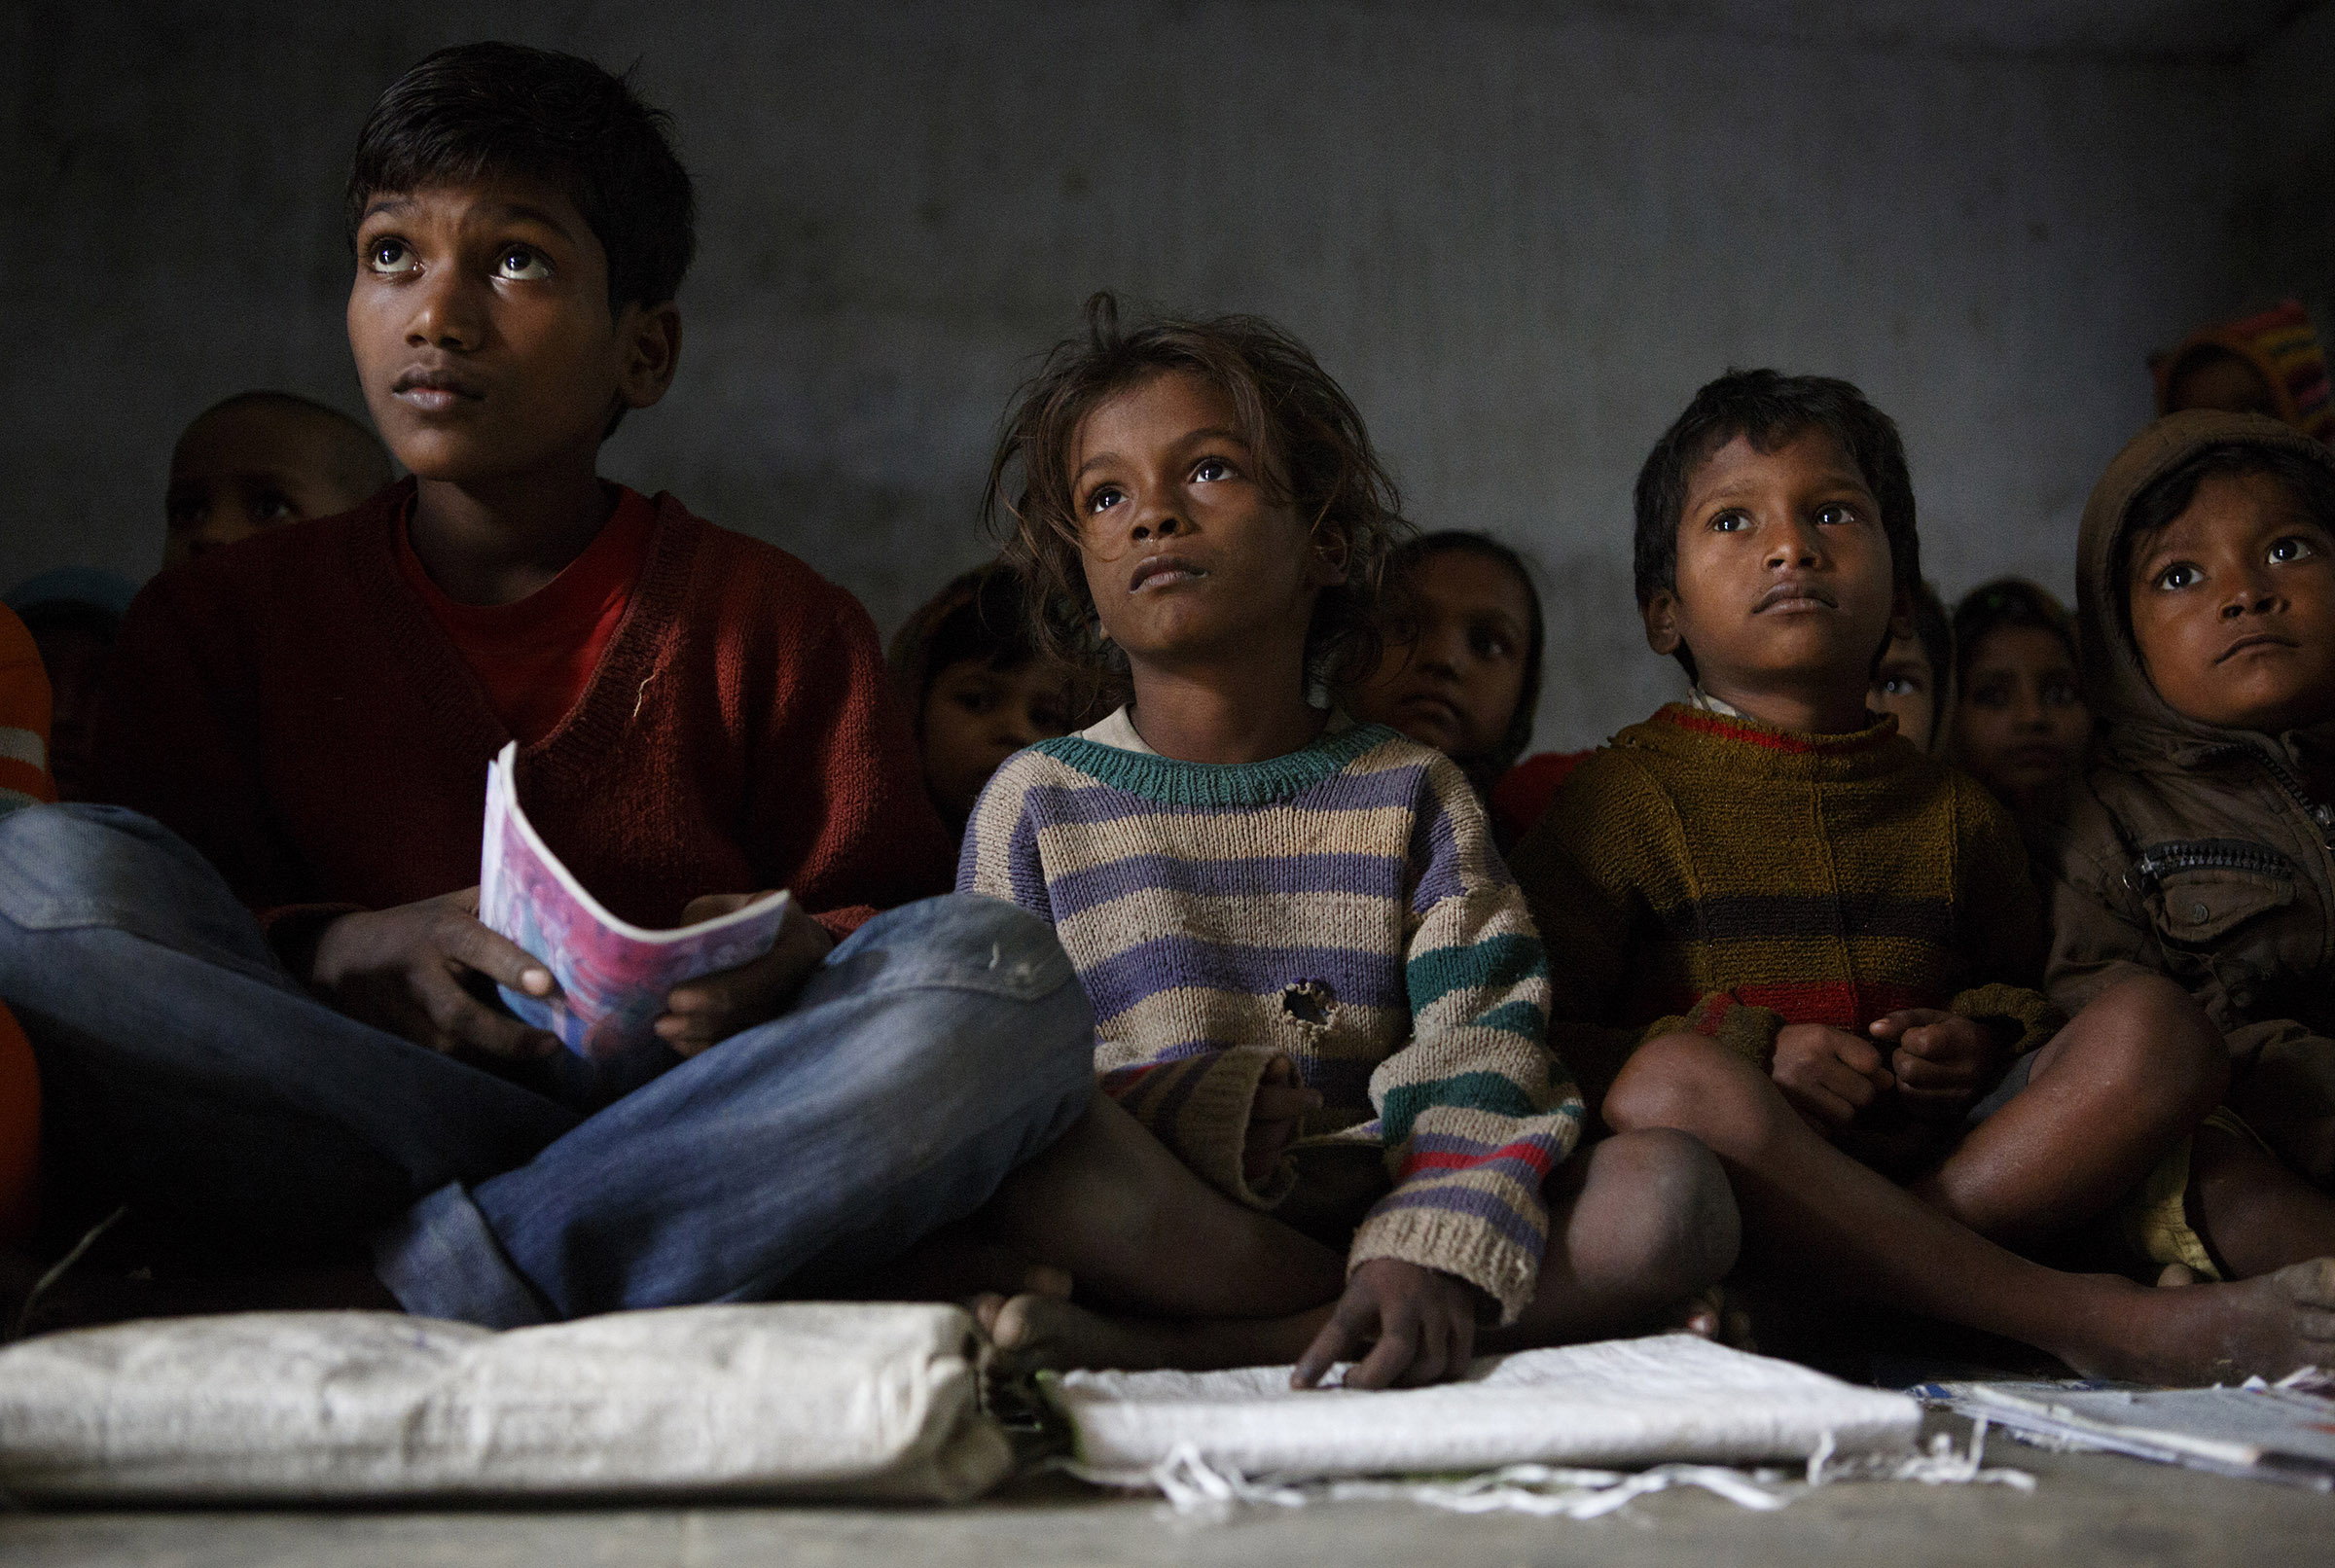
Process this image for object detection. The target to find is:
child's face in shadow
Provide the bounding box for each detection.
[27,621,108,802]
[1953,625,2089,804]
[163,406,377,567]
[1645,428,1904,722]
[1867,634,1938,751]
[920,657,1075,826]
[2168,350,2280,420]
[346,176,678,487]
[2127,470,2335,734]
[1069,370,1342,677]
[1351,550,1532,766]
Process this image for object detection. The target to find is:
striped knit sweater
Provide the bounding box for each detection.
[1511,703,2061,1102]
[959,709,1582,1322]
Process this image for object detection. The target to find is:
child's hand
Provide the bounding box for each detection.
[309,887,561,1059]
[1245,1055,1322,1184]
[1770,1022,1894,1129]
[654,896,834,1056]
[1870,1010,2005,1119]
[1292,1259,1483,1390]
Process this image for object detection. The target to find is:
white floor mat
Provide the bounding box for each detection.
[1047,1332,1923,1482]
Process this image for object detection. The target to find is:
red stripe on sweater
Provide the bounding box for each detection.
[1731,980,1931,1028]
[1655,704,1894,758]
[1398,1139,1559,1182]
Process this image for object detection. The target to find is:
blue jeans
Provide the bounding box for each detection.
[0,804,1094,1328]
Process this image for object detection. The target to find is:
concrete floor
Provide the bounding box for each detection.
[4,1416,2326,1568]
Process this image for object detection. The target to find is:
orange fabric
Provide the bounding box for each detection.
[0,1004,37,1246]
[0,605,56,808]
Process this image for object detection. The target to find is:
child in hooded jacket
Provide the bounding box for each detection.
[2045,410,2335,1281]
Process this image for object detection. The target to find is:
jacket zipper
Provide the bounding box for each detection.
[2201,743,2335,849]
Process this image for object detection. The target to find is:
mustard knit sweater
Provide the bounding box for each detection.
[1510,703,2061,1098]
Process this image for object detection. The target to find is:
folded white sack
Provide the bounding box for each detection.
[0,1302,1011,1503]
[1048,1333,1922,1481]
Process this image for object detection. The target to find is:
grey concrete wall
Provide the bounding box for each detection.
[0,1,2298,747]
[2239,3,2335,352]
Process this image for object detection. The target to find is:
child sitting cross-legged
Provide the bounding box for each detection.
[1513,369,2335,1383]
[2047,410,2335,1282]
[0,44,1103,1332]
[959,296,1740,1388]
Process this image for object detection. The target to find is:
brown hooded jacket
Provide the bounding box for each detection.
[2043,410,2335,1183]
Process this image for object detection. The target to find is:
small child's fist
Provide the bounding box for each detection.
[1771,1022,1893,1129]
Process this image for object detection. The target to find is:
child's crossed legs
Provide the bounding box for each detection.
[966,1091,1739,1386]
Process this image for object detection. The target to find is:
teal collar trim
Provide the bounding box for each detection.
[1034,722,1402,807]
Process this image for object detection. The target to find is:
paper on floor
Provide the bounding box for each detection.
[1918,1372,2335,1489]
[1047,1332,1922,1481]
[0,1302,1010,1503]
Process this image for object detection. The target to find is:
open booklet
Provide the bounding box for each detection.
[1916,1372,2335,1489]
[478,742,793,1060]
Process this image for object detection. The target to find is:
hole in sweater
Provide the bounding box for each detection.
[1280,978,1337,1029]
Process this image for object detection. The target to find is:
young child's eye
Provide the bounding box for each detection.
[2152,562,2202,591]
[496,247,553,281]
[2269,535,2317,563]
[1469,626,1515,660]
[367,238,415,275]
[1880,674,1922,695]
[2043,679,2081,707]
[1816,504,1859,527]
[1709,510,1750,533]
[1193,457,1230,483]
[254,491,295,521]
[1085,485,1124,516]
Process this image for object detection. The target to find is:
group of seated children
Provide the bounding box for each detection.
[7,41,2335,1390]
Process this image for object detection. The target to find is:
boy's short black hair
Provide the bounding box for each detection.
[2115,444,2335,633]
[1633,370,1921,680]
[345,42,696,314]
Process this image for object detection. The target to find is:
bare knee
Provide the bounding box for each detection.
[1601,1031,1783,1159]
[1578,1127,1741,1294]
[2057,974,2227,1118]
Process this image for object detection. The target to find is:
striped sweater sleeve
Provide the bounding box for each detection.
[1349,758,1584,1325]
[957,748,1298,1208]
[0,609,55,816]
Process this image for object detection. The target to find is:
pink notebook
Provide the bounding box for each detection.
[477,742,791,1059]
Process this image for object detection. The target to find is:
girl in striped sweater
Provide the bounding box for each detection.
[957,296,1738,1387]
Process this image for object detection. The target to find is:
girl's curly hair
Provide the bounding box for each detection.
[982,292,1409,689]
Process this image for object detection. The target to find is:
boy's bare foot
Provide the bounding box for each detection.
[2058,1259,2335,1384]
[1653,1286,1724,1340]
[834,1225,1073,1304]
[974,1291,1181,1373]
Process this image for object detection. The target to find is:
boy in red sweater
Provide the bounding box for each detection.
[0,44,1097,1329]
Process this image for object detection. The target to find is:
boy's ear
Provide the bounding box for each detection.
[1642,588,1683,657]
[616,302,684,411]
[1310,524,1351,588]
[1887,585,1916,645]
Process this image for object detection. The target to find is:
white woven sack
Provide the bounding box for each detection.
[0,1301,1009,1503]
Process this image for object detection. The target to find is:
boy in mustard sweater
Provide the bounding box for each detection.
[1514,369,2335,1382]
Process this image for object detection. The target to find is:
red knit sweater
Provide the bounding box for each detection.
[95,480,952,938]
